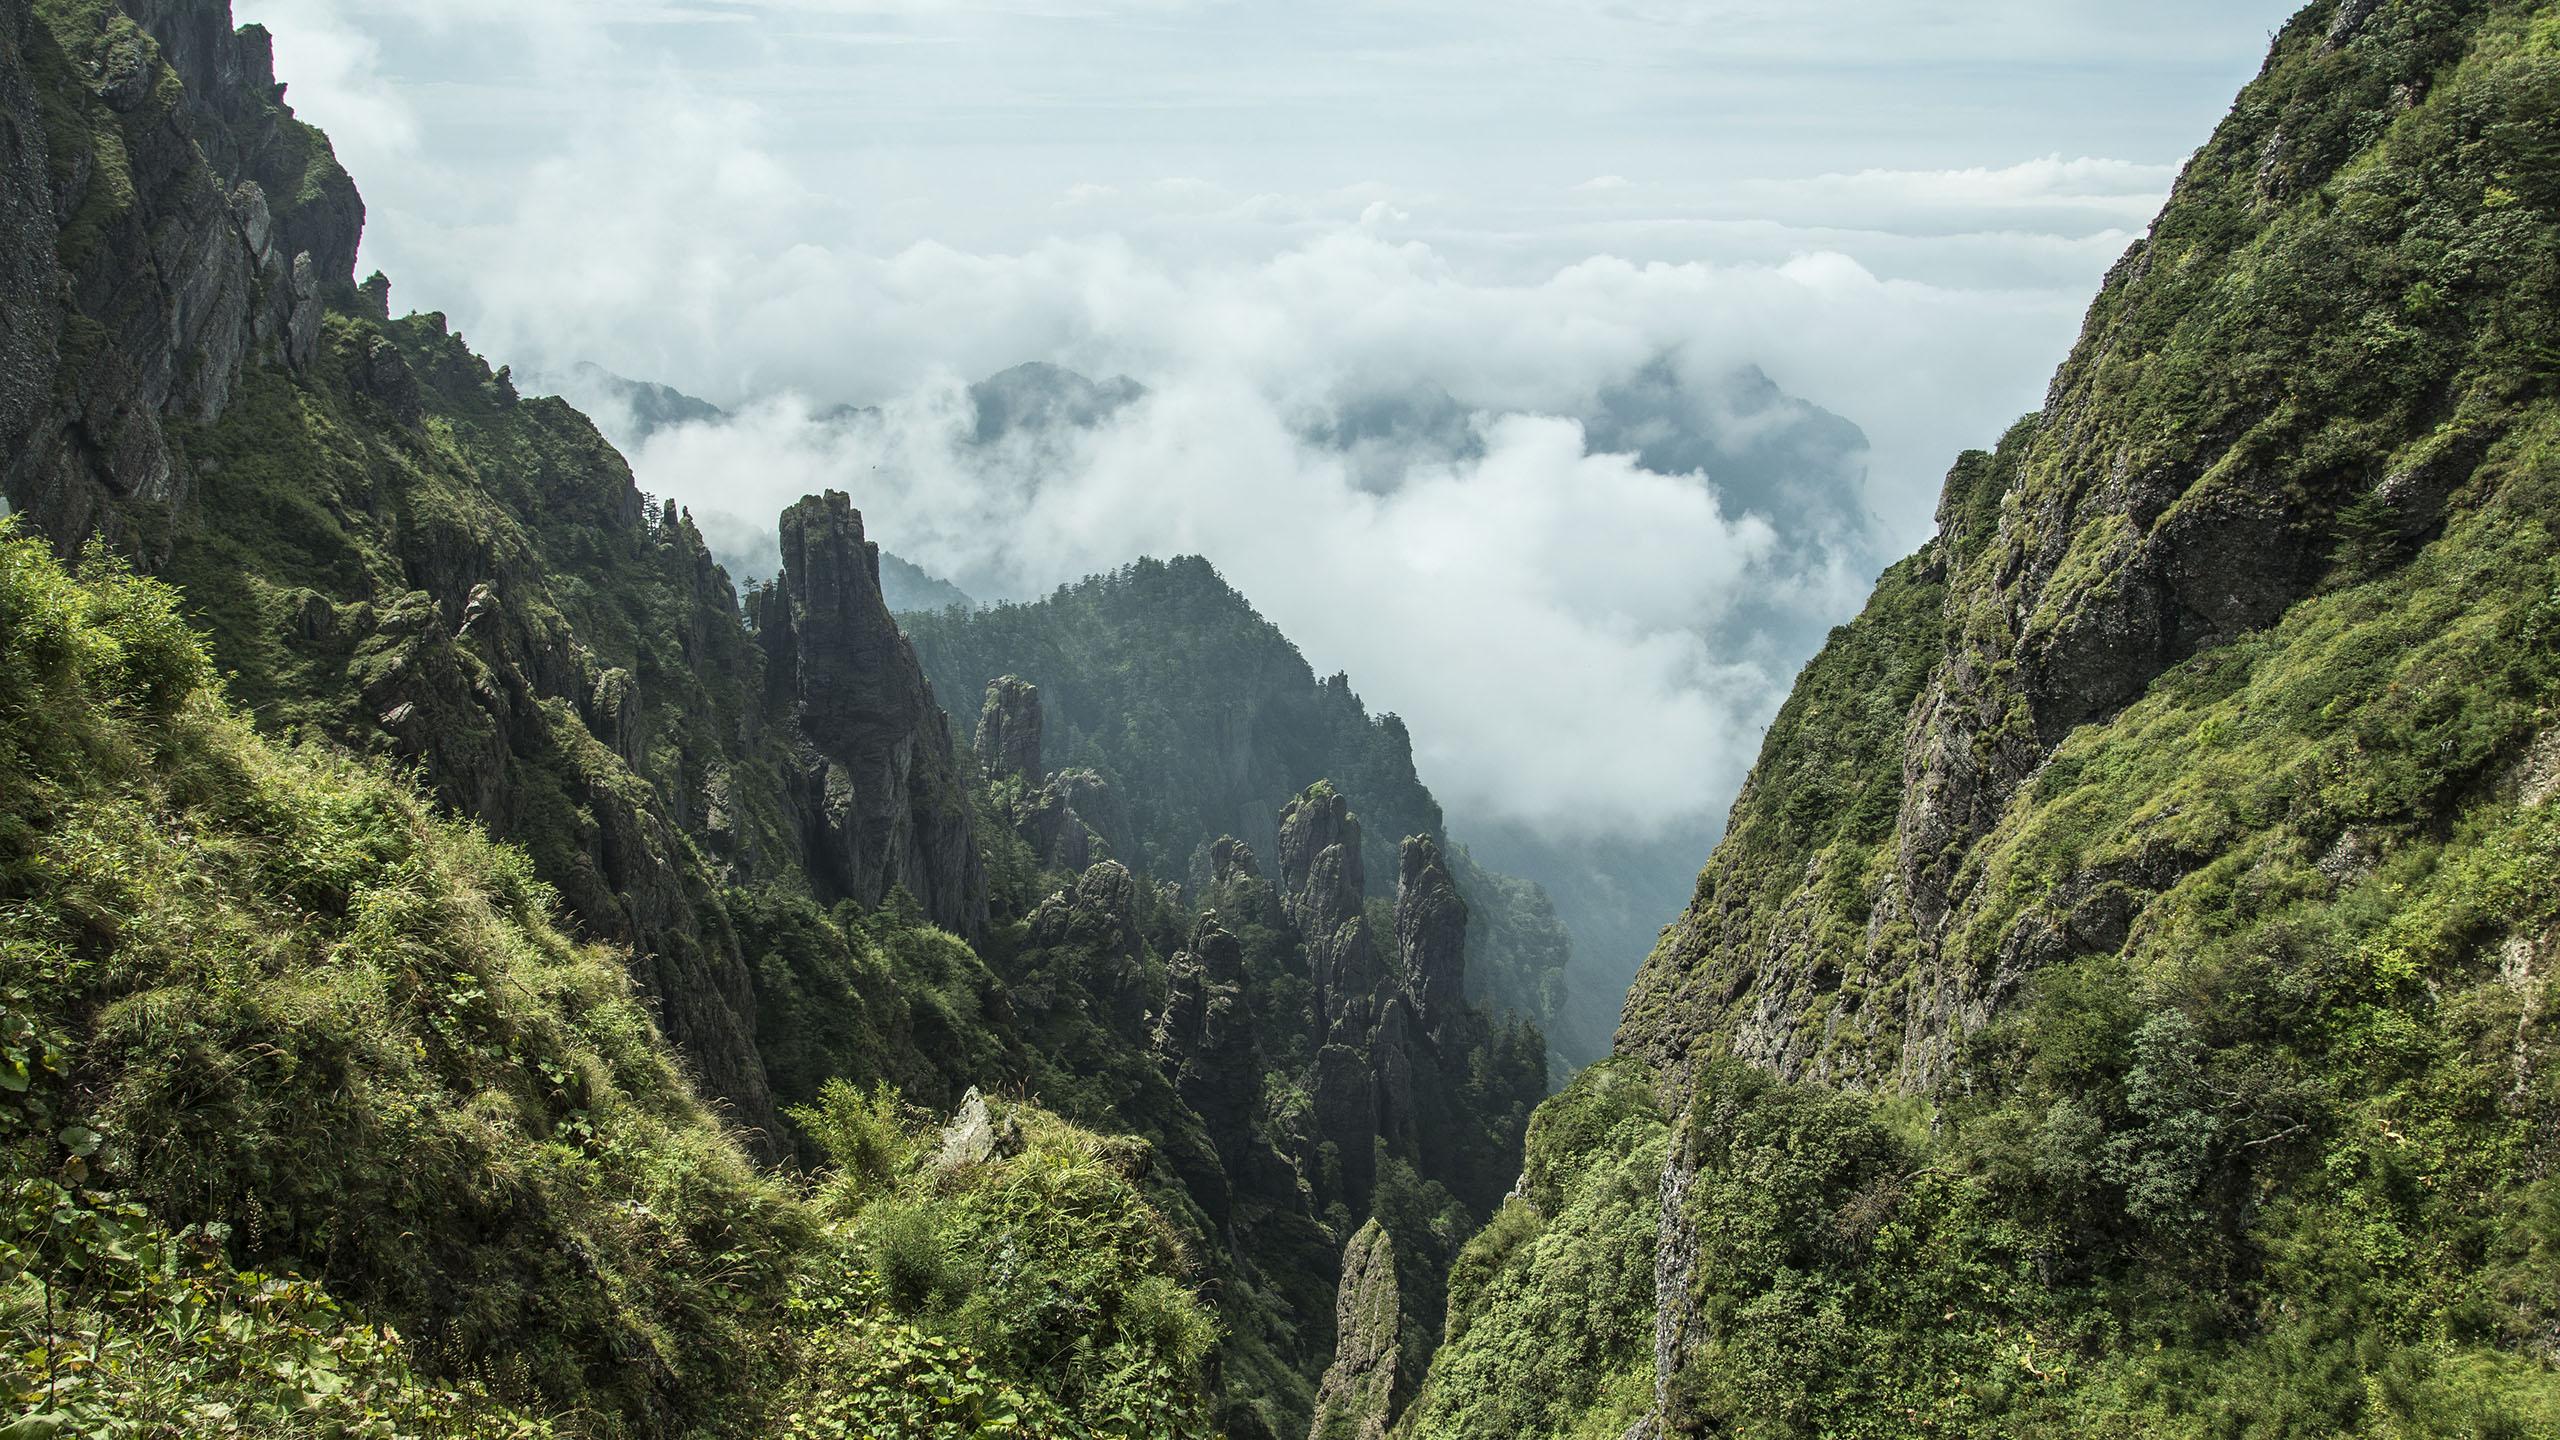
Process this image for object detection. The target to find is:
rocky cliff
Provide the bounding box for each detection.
[975,673,1044,782]
[1,0,349,555]
[0,1,999,1147]
[1422,4,2560,1436]
[1621,0,2560,1099]
[0,4,1555,1436]
[755,491,985,934]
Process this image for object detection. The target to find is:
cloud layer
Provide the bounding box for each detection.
[230,0,2298,843]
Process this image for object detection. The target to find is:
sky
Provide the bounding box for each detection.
[231,0,2305,848]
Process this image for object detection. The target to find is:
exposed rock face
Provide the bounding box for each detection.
[1270,785,1525,1223]
[1199,835,1293,947]
[1307,1219,1401,1440]
[760,491,986,938]
[1032,860,1149,1037]
[348,526,779,1147]
[2,0,348,556]
[123,6,364,286]
[1619,0,2506,1100]
[341,328,422,426]
[971,676,1142,872]
[1210,835,1262,889]
[1394,837,1467,1035]
[0,3,58,520]
[1014,766,1127,875]
[1155,916,1261,1178]
[1279,785,1379,1039]
[935,1087,1021,1168]
[976,675,1044,783]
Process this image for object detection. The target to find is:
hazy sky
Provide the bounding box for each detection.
[232,0,2305,842]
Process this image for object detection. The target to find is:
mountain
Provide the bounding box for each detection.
[903,555,1585,1062]
[524,360,731,442]
[969,359,1147,442]
[1409,4,2560,1436]
[880,548,977,613]
[0,4,1539,1436]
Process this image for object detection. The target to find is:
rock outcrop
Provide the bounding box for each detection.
[1279,784,1380,1040]
[759,490,986,938]
[0,3,57,525]
[976,675,1044,783]
[1032,860,1150,1037]
[935,1086,1022,1168]
[1394,837,1467,1036]
[1307,1218,1401,1440]
[2,0,348,556]
[1155,915,1262,1177]
[1268,783,1530,1228]
[1013,766,1128,875]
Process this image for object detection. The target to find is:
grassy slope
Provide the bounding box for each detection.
[0,523,1218,1436]
[1424,4,2560,1436]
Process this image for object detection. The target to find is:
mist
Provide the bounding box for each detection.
[227,0,2301,932]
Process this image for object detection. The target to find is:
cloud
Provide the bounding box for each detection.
[239,0,2309,844]
[621,368,1829,838]
[350,73,2093,840]
[231,0,420,177]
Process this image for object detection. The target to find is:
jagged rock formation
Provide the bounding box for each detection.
[1154,914,1262,1178]
[1032,860,1151,1036]
[0,2,56,523]
[1307,1219,1401,1440]
[974,676,1133,873]
[1396,837,1467,1036]
[1280,784,1383,1040]
[0,4,1015,1150]
[757,491,986,935]
[935,1086,1023,1168]
[0,0,349,555]
[1272,789,1524,1217]
[976,674,1045,782]
[904,557,1582,1058]
[2,5,1543,1435]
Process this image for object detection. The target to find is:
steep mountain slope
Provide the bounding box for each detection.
[0,3,1544,1434]
[904,557,1585,1059]
[1417,3,2560,1435]
[0,520,1223,1436]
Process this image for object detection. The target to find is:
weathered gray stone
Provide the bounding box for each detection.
[762,491,987,938]
[1394,836,1467,1034]
[1280,785,1380,1040]
[1307,1219,1400,1440]
[3,0,355,556]
[975,675,1044,783]
[935,1087,1020,1169]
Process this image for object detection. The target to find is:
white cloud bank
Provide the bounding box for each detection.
[228,0,2290,842]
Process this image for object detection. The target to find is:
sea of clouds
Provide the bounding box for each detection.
[230,0,2278,849]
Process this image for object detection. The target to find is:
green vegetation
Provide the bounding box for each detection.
[780,1083,1218,1440]
[36,0,2560,1435]
[1445,4,2560,1436]
[1399,1061,1667,1440]
[904,557,1579,1054]
[0,522,1221,1435]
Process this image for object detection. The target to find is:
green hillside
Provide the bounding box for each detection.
[1417,4,2560,1435]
